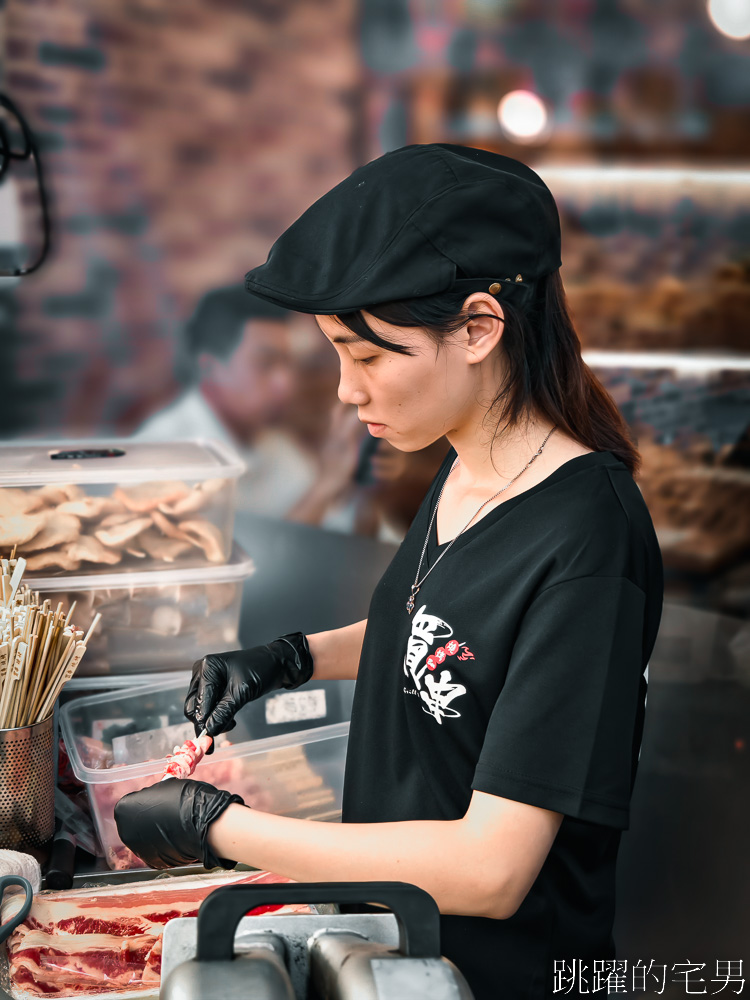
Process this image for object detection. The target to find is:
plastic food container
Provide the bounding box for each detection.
[26,543,255,677]
[60,676,355,870]
[0,438,245,574]
[60,670,193,702]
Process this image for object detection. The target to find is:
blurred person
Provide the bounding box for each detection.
[134,285,320,517]
[137,283,442,536]
[351,435,452,539]
[285,399,451,542]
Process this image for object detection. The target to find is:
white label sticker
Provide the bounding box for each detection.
[265,689,327,725]
[92,714,169,741]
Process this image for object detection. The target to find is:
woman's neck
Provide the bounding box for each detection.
[446,417,559,492]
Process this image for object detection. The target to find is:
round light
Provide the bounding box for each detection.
[497,90,549,142]
[707,0,750,38]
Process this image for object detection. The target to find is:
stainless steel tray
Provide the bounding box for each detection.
[67,861,209,889]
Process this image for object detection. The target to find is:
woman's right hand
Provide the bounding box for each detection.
[184,633,314,748]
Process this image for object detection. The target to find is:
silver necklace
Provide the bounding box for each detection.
[406,425,558,614]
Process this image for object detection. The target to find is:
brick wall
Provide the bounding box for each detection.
[1,0,360,436]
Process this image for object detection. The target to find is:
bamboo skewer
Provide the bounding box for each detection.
[21,614,54,722]
[12,630,38,728]
[35,641,88,724]
[0,643,9,694]
[30,617,65,715]
[0,640,26,728]
[0,636,20,722]
[27,632,74,725]
[83,613,102,647]
[8,557,26,606]
[0,559,102,729]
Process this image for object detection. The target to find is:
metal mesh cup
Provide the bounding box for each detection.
[0,714,55,850]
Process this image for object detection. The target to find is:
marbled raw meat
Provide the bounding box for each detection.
[161,734,213,780]
[3,870,309,998]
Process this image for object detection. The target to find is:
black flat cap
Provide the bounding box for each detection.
[244,142,562,315]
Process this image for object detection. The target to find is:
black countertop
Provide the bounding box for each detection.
[233,512,398,646]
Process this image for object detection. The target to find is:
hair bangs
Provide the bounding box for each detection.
[332,310,416,356]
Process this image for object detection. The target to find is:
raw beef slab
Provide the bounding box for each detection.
[2,870,309,998]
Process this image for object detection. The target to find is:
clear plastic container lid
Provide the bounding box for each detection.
[25,541,254,590]
[63,670,192,693]
[0,437,245,485]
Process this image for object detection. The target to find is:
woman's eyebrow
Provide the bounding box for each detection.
[330,333,366,344]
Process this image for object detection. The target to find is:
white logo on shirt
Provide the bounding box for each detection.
[403,604,475,725]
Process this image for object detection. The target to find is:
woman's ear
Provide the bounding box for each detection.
[463,293,505,364]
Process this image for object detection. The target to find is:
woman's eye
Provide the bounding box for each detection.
[353,356,376,366]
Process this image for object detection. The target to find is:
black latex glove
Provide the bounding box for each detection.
[184,632,314,748]
[114,779,245,871]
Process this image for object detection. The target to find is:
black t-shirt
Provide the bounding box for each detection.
[342,447,664,1000]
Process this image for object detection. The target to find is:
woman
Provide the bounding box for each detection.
[115,143,664,999]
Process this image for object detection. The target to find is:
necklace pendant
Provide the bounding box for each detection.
[406,585,420,614]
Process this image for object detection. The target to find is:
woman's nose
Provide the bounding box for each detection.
[337,365,368,407]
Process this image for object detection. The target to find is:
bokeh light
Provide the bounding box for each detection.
[497,89,549,142]
[707,0,750,39]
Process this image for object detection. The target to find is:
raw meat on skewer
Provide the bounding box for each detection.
[86,738,337,869]
[161,731,213,780]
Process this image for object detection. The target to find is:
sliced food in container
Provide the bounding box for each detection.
[0,439,245,575]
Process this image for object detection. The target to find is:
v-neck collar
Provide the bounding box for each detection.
[425,449,621,563]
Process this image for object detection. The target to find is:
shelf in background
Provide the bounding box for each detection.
[583,351,750,373]
[538,166,750,187]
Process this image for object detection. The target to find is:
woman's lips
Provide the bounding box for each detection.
[366,422,387,434]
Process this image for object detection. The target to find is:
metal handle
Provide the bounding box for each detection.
[196,881,440,962]
[0,875,33,946]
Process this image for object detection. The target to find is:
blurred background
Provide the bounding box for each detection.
[1,0,749,613]
[0,0,749,969]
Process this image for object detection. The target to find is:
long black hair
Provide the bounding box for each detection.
[332,269,640,477]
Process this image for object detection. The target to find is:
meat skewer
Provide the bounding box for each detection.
[161,730,213,780]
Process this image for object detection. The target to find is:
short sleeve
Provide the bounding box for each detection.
[472,575,647,829]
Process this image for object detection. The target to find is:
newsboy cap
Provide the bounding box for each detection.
[244,142,562,315]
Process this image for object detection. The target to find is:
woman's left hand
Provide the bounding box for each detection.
[114,779,245,870]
